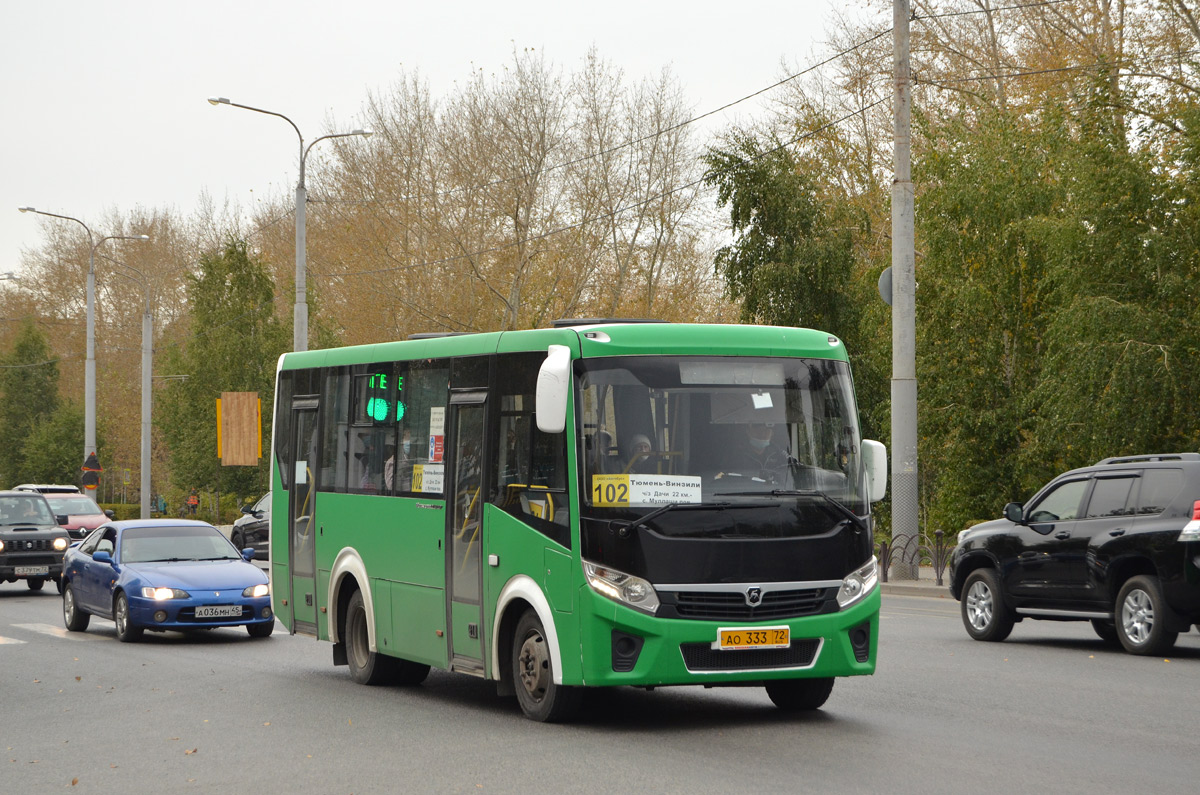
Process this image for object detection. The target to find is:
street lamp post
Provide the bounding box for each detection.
[17,206,149,472]
[207,97,372,352]
[104,256,153,519]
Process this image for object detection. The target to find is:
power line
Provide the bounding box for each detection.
[916,49,1200,86]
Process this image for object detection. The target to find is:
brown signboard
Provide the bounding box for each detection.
[217,392,261,466]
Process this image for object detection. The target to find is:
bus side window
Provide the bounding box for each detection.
[492,352,570,546]
[396,361,450,497]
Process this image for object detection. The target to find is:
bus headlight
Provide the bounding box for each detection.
[836,557,879,609]
[583,560,660,614]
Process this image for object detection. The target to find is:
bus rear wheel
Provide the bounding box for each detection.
[345,590,394,685]
[765,677,834,711]
[512,609,580,722]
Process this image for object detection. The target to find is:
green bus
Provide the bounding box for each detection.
[269,320,887,721]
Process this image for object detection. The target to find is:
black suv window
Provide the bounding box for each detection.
[1029,479,1088,522]
[1085,476,1137,518]
[1136,468,1184,515]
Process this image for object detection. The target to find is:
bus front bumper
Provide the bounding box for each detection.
[575,586,880,688]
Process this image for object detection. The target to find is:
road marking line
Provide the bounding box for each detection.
[12,622,102,640]
[0,635,28,645]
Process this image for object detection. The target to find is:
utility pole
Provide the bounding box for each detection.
[891,0,919,579]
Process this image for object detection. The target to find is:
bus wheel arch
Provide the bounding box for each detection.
[492,575,563,689]
[329,548,374,650]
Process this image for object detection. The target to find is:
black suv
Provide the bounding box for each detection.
[0,490,72,591]
[950,454,1200,655]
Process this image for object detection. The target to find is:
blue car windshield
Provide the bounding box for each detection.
[121,526,240,563]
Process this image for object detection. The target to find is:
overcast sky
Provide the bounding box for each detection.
[1,0,853,274]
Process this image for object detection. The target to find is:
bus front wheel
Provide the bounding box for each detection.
[511,609,581,722]
[765,677,834,711]
[345,590,396,685]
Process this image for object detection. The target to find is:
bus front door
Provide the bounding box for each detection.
[289,400,319,636]
[446,392,487,674]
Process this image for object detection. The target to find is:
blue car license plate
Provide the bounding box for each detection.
[196,605,242,618]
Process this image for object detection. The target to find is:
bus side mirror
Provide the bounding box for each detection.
[536,344,572,434]
[861,440,887,503]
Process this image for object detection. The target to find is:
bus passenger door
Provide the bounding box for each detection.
[289,400,319,635]
[446,391,487,674]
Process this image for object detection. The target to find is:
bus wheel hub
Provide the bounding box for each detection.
[517,632,549,699]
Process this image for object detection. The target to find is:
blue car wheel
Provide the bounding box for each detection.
[114,592,144,643]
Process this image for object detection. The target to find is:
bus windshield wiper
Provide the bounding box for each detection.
[768,490,868,531]
[609,502,729,537]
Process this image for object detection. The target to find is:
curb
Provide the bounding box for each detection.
[880,581,952,599]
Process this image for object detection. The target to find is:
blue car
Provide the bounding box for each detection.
[61,519,274,641]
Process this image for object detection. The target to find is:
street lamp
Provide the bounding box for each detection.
[207,96,372,352]
[102,254,154,519]
[17,206,149,472]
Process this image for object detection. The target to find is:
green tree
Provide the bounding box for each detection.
[703,131,859,338]
[21,401,86,485]
[914,109,1063,532]
[0,321,61,485]
[157,239,288,501]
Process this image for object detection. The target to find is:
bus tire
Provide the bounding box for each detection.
[765,677,834,711]
[512,609,581,722]
[345,589,396,685]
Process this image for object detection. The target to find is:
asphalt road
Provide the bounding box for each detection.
[2,581,1198,794]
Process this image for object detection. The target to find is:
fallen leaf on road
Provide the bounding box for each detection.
[75,677,81,682]
[71,778,78,786]
[184,748,198,756]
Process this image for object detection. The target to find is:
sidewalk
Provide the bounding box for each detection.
[879,566,952,599]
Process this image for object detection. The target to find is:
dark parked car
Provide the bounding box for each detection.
[0,491,71,590]
[950,453,1200,655]
[60,519,274,641]
[231,492,270,559]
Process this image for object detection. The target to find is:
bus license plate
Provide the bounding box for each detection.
[196,605,242,618]
[718,626,790,650]
[14,566,49,576]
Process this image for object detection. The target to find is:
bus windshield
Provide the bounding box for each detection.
[578,356,867,517]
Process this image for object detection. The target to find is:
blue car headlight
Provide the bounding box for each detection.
[243,584,270,598]
[142,587,190,600]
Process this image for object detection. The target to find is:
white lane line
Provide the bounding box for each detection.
[12,622,103,640]
[0,635,28,645]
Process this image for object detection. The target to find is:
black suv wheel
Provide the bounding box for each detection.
[1115,575,1178,656]
[960,568,1014,642]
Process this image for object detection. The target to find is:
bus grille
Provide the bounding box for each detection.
[680,639,821,671]
[667,588,835,621]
